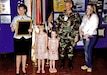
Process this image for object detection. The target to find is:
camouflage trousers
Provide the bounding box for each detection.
[59,38,76,60]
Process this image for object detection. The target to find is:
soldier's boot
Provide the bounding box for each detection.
[60,59,65,69]
[68,59,73,69]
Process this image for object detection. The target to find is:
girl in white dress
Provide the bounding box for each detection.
[48,30,59,73]
[35,25,48,73]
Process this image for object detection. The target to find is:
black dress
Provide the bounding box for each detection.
[14,37,32,55]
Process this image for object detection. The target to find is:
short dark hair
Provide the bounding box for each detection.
[18,4,27,14]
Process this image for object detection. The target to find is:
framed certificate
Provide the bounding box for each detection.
[16,20,32,36]
[97,27,106,38]
[53,0,65,12]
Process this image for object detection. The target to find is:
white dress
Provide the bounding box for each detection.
[36,34,47,59]
[48,38,59,60]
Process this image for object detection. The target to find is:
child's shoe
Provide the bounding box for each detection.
[53,68,57,73]
[49,68,53,73]
[37,69,40,73]
[42,70,45,73]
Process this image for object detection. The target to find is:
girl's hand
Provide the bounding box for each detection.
[35,51,38,54]
[44,49,46,53]
[52,50,56,54]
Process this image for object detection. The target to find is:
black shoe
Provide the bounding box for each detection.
[68,59,73,69]
[23,72,27,75]
[69,65,73,69]
[60,58,65,69]
[60,63,64,69]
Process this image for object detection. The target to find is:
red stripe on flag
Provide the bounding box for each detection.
[36,0,42,25]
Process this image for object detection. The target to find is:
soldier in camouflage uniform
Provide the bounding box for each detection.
[54,0,81,69]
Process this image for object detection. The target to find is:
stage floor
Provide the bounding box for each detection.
[0,49,107,75]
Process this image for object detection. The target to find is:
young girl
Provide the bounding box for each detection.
[35,25,48,73]
[48,30,59,73]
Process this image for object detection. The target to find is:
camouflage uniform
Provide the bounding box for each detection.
[55,11,80,60]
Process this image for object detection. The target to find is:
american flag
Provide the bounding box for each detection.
[31,0,46,63]
[17,0,24,6]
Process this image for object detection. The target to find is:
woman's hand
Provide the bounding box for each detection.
[57,37,60,41]
[79,29,83,38]
[83,34,89,40]
[11,25,16,32]
[28,28,32,33]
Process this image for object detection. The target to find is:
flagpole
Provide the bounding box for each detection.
[31,0,38,67]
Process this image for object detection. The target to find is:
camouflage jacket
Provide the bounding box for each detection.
[55,11,81,40]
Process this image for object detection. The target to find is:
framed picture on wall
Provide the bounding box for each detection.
[73,0,85,11]
[0,0,10,14]
[15,20,32,36]
[89,0,102,12]
[79,12,85,20]
[53,0,65,12]
[53,0,85,12]
[103,0,107,10]
[97,27,106,38]
[54,13,60,20]
[102,12,107,24]
[0,15,11,24]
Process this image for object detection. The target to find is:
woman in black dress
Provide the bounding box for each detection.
[10,4,32,75]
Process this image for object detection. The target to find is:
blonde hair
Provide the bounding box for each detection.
[65,0,74,6]
[88,4,97,15]
[92,4,97,14]
[86,4,98,18]
[65,0,74,10]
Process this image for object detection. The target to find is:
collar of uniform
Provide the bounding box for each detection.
[64,10,74,14]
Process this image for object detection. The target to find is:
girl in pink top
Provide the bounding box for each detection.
[35,25,48,73]
[48,30,59,73]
